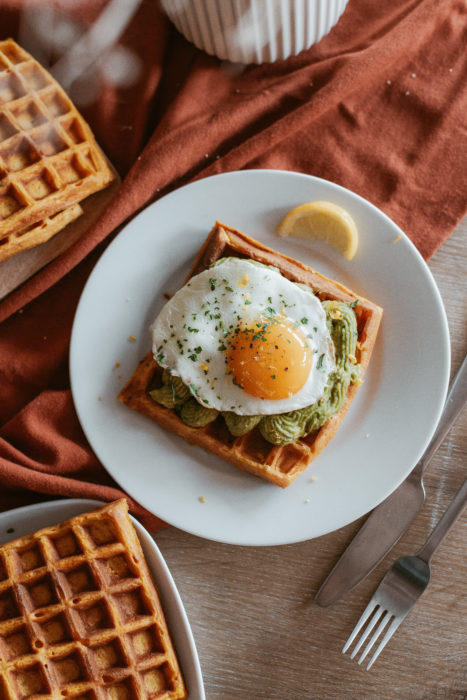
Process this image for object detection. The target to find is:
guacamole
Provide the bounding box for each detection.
[148,295,361,445]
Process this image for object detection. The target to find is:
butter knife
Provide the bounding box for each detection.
[315,353,467,607]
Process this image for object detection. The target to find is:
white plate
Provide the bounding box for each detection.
[70,170,450,546]
[0,499,205,700]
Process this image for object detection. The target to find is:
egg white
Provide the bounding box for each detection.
[150,258,335,415]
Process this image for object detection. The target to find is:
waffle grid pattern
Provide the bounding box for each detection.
[122,351,318,484]
[0,500,186,700]
[0,203,83,262]
[0,38,114,247]
[119,223,383,487]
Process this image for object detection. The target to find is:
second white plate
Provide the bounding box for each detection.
[0,499,205,700]
[70,170,450,545]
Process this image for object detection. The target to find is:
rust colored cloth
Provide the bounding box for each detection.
[0,0,466,530]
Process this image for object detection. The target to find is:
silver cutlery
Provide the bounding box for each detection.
[342,478,467,669]
[315,354,467,607]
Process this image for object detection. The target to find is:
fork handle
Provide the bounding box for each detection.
[417,479,467,563]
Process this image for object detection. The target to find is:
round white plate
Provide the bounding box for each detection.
[70,170,450,546]
[0,499,205,700]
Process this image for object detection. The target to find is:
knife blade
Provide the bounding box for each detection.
[315,353,467,607]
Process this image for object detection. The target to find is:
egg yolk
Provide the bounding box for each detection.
[226,318,312,400]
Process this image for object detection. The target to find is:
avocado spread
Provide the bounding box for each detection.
[149,284,361,445]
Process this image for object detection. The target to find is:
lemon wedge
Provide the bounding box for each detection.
[277,201,359,260]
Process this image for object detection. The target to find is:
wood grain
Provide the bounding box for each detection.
[153,219,467,700]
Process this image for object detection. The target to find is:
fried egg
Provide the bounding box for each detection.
[150,258,335,415]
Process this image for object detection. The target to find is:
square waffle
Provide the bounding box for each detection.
[0,203,83,262]
[0,499,187,700]
[0,38,115,260]
[119,222,383,488]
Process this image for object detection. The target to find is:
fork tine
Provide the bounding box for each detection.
[350,606,385,659]
[342,602,380,655]
[365,616,403,670]
[358,610,392,665]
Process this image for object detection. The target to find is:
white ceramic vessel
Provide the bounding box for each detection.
[160,0,349,64]
[70,170,450,546]
[0,499,205,700]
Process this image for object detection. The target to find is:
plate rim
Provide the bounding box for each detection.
[69,169,450,546]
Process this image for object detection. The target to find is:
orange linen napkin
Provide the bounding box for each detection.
[0,0,466,530]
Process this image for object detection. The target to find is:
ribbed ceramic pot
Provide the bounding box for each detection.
[161,0,349,64]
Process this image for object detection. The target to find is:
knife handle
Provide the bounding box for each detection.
[417,479,467,563]
[418,354,467,474]
[314,355,467,608]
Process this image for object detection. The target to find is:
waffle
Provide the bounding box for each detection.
[0,38,115,257]
[0,499,187,700]
[119,223,383,487]
[0,203,83,262]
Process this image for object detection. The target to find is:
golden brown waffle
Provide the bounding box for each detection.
[0,499,187,700]
[0,203,83,262]
[0,38,115,250]
[119,223,383,487]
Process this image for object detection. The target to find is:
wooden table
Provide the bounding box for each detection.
[155,220,467,700]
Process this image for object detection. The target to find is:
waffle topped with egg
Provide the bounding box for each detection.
[119,223,383,487]
[0,499,186,699]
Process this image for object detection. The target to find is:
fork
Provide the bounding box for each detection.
[342,478,467,669]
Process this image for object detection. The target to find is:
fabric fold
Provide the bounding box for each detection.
[0,0,466,526]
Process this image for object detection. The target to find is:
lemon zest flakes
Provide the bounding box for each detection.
[329,308,343,320]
